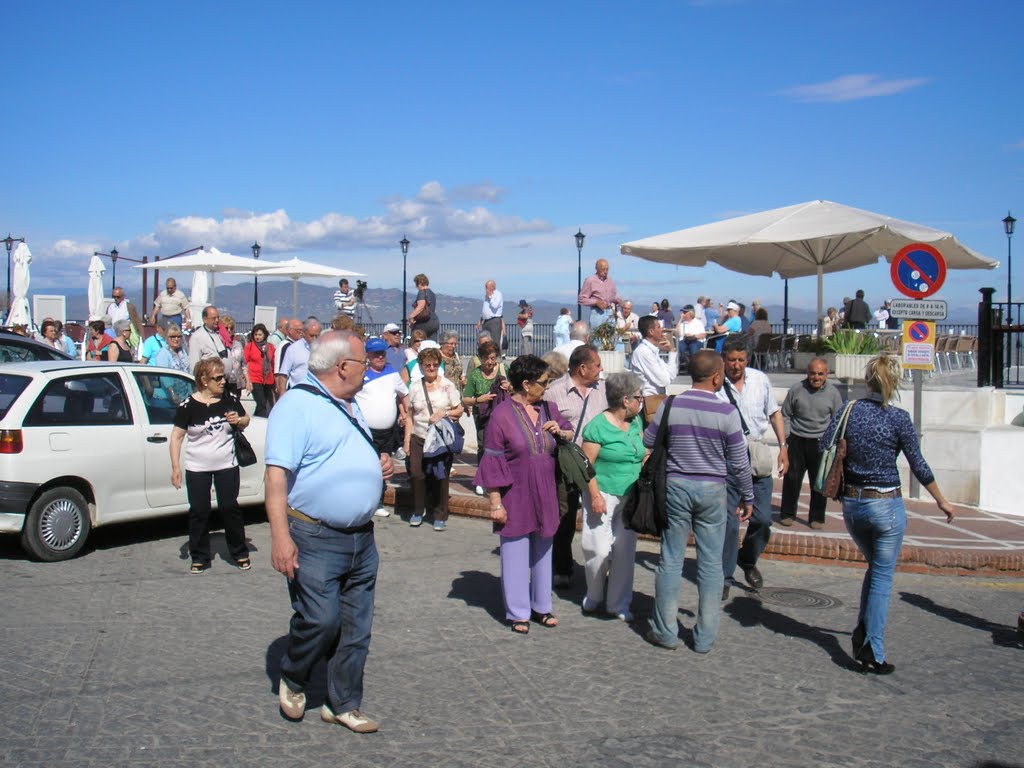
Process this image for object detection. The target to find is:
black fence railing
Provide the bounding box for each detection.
[977,288,1023,387]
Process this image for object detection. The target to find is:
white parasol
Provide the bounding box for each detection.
[134,247,272,303]
[190,270,209,307]
[228,256,365,316]
[87,255,106,320]
[8,242,33,327]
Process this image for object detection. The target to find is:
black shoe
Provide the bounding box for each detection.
[854,640,895,675]
[721,585,730,601]
[740,564,763,590]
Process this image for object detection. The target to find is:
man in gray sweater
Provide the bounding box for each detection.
[779,357,845,528]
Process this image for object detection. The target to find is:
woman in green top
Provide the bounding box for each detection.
[580,371,648,621]
[461,340,509,464]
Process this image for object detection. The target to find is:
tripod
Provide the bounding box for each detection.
[355,300,374,325]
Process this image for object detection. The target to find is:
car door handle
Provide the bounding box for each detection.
[147,435,168,443]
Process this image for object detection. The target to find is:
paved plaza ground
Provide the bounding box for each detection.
[2,508,1022,768]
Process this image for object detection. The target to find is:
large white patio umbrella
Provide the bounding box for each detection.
[134,247,272,303]
[230,257,365,316]
[190,270,209,306]
[87,255,106,320]
[8,242,32,326]
[620,200,998,329]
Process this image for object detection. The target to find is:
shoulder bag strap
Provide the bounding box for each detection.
[421,378,435,416]
[723,380,750,436]
[834,400,857,443]
[293,383,376,449]
[654,394,676,450]
[573,391,592,442]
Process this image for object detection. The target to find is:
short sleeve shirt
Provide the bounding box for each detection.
[407,377,460,439]
[581,413,645,495]
[173,394,245,472]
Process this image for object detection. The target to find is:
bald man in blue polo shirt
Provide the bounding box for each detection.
[266,330,393,734]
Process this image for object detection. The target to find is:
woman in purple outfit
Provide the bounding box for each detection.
[475,355,573,634]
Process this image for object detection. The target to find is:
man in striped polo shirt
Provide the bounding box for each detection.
[645,350,753,653]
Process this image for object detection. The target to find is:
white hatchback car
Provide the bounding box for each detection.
[0,361,267,561]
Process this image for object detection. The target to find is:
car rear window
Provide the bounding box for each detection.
[0,374,32,420]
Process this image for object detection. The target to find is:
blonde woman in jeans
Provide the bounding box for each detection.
[820,353,955,674]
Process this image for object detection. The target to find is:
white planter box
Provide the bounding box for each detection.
[834,354,874,380]
[598,349,626,373]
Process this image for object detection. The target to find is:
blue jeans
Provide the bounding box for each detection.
[843,496,906,662]
[722,474,774,580]
[649,478,727,652]
[280,518,379,713]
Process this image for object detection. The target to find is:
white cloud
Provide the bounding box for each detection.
[781,74,929,103]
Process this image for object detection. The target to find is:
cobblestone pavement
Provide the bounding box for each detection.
[2,511,1022,768]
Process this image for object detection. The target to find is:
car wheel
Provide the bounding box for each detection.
[21,487,92,561]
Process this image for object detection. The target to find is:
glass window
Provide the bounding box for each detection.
[0,374,32,420]
[132,371,194,424]
[23,373,133,427]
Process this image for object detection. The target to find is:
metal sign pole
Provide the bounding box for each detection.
[910,368,923,499]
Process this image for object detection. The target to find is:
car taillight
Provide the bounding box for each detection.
[0,430,23,454]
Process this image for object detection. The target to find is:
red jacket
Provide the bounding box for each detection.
[244,340,276,385]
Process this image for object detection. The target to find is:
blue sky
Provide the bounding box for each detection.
[3,0,1021,320]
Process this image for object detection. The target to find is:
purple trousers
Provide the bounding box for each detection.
[499,533,553,621]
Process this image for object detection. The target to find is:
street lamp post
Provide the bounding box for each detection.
[251,241,261,316]
[400,236,410,335]
[110,248,119,294]
[1004,211,1016,374]
[575,229,586,321]
[2,233,25,317]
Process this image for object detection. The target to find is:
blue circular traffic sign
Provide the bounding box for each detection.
[908,321,930,342]
[891,243,947,299]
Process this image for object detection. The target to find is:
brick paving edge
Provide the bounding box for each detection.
[383,487,1024,577]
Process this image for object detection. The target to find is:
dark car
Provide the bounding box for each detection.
[0,329,74,363]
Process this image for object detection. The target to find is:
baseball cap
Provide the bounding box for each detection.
[681,304,695,313]
[382,322,401,333]
[365,337,387,352]
[726,301,740,312]
[518,299,528,307]
[419,340,441,350]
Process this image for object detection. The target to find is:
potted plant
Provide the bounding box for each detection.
[824,330,884,379]
[591,319,627,373]
[791,336,836,372]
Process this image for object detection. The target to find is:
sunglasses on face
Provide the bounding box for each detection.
[209,374,226,382]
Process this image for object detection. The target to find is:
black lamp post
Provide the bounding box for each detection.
[2,233,25,316]
[109,248,119,294]
[575,228,586,321]
[400,236,410,334]
[1004,212,1017,373]
[251,241,261,313]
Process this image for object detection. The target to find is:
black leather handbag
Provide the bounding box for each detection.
[622,395,675,536]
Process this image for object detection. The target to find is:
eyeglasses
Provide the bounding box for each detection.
[627,392,644,402]
[421,362,441,369]
[341,358,369,369]
[209,374,226,382]
[531,378,552,388]
[168,334,182,339]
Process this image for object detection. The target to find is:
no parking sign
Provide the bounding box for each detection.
[902,320,935,370]
[890,243,947,299]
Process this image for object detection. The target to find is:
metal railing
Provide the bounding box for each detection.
[977,288,1023,387]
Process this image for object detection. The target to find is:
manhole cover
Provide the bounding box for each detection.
[755,588,842,609]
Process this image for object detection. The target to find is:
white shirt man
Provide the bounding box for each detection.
[150,278,191,327]
[630,316,674,396]
[479,280,504,344]
[334,279,356,318]
[552,320,590,362]
[106,287,131,328]
[188,306,228,371]
[280,320,322,389]
[616,302,641,347]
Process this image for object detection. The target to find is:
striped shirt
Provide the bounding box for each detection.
[644,390,753,501]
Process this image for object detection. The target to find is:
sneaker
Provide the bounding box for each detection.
[475,485,484,495]
[278,680,306,720]
[393,447,406,461]
[373,507,391,518]
[809,521,824,530]
[409,514,423,527]
[611,610,634,622]
[321,704,379,733]
[433,520,446,531]
[581,596,599,615]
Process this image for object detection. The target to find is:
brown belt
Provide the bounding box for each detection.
[843,486,902,500]
[287,507,373,534]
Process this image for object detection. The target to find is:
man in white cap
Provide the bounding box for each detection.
[713,301,743,336]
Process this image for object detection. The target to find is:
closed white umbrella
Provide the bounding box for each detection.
[190,270,209,307]
[87,255,106,320]
[8,242,32,327]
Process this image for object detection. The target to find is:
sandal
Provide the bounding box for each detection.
[531,611,558,628]
[510,620,530,635]
[189,562,207,574]
[235,557,252,570]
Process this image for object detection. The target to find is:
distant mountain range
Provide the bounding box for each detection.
[54,282,980,327]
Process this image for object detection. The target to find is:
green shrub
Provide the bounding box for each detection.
[823,330,883,355]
